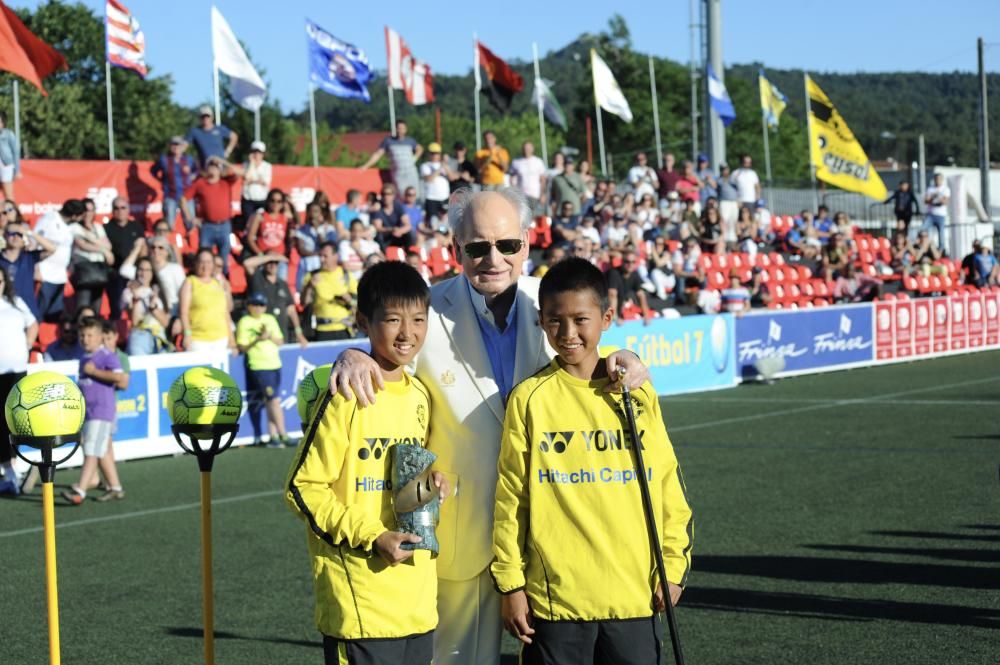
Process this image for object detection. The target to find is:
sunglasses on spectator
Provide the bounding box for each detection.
[114,205,129,210]
[5,231,23,238]
[462,238,523,259]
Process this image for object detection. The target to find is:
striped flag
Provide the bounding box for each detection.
[105,0,146,78]
[707,64,735,126]
[385,26,434,105]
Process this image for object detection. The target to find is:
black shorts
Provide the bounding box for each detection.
[521,617,663,665]
[424,199,448,223]
[323,631,433,665]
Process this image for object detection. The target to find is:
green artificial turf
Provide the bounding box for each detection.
[3,351,998,664]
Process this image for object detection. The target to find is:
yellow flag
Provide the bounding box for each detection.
[759,69,786,128]
[806,75,887,200]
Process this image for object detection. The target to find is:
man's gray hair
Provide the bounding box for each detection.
[448,187,533,239]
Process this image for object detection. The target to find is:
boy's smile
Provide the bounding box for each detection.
[359,301,428,380]
[540,289,613,380]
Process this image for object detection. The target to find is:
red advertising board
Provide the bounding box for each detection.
[894,298,914,358]
[4,159,383,224]
[874,301,895,360]
[986,291,1000,346]
[912,298,932,356]
[931,297,950,353]
[967,291,986,348]
[949,293,968,350]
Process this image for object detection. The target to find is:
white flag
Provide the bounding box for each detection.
[384,26,434,105]
[591,49,632,123]
[211,6,266,111]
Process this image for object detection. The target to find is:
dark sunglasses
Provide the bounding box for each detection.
[114,205,129,210]
[5,231,23,238]
[462,238,523,259]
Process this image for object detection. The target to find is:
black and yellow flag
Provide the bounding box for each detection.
[806,75,887,200]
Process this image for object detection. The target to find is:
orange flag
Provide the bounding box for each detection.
[0,3,67,95]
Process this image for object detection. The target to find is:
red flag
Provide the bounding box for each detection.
[477,42,523,112]
[0,3,67,95]
[385,26,434,105]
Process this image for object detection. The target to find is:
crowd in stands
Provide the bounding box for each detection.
[0,108,997,370]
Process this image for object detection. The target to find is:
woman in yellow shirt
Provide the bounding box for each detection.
[178,248,235,354]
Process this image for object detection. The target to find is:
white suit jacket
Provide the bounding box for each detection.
[417,274,554,581]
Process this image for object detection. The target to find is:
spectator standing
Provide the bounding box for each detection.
[730,154,761,211]
[185,105,238,169]
[656,152,681,204]
[301,243,357,341]
[179,248,235,354]
[120,256,170,355]
[61,317,126,505]
[446,141,477,192]
[578,159,597,199]
[34,199,82,323]
[2,219,54,320]
[361,119,423,196]
[295,202,339,289]
[236,292,292,447]
[182,156,244,275]
[371,184,413,249]
[509,141,547,217]
[104,196,146,320]
[420,143,453,224]
[92,321,130,501]
[627,151,659,202]
[474,130,509,190]
[884,180,920,236]
[150,136,197,230]
[696,154,718,208]
[550,156,586,216]
[142,236,186,314]
[0,111,21,202]
[717,163,740,233]
[0,266,37,495]
[240,140,272,232]
[247,188,292,279]
[675,160,701,207]
[339,219,380,280]
[248,255,309,347]
[922,173,950,252]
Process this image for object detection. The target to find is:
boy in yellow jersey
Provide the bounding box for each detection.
[286,261,448,665]
[301,242,357,342]
[237,292,292,447]
[491,258,693,665]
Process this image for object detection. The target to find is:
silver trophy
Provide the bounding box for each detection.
[391,445,440,553]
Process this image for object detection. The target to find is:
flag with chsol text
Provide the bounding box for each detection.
[806,75,887,200]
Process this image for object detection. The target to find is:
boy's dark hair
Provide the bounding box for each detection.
[356,261,430,321]
[101,320,118,335]
[79,316,105,333]
[539,257,610,312]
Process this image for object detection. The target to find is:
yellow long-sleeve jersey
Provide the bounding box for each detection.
[491,359,693,622]
[285,374,436,640]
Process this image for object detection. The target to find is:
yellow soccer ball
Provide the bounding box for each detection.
[4,371,85,437]
[167,367,242,425]
[297,364,332,427]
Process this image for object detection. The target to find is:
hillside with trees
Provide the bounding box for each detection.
[2,3,996,181]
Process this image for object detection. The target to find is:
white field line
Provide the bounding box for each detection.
[669,375,1000,433]
[666,397,1000,406]
[0,489,282,539]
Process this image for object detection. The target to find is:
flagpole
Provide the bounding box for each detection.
[105,61,116,161]
[473,33,482,152]
[213,62,221,126]
[595,104,607,177]
[12,81,20,157]
[308,84,319,168]
[532,42,548,166]
[761,107,773,206]
[387,85,396,132]
[648,55,663,170]
[254,108,260,143]
[803,72,818,212]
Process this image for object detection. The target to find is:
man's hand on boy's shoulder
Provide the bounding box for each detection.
[373,530,422,566]
[501,590,536,645]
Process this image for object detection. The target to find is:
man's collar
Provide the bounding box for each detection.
[464,275,518,330]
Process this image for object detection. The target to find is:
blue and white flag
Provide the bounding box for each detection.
[306,19,374,102]
[707,64,736,127]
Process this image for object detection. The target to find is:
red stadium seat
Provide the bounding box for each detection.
[881,292,896,301]
[385,246,406,262]
[813,298,830,307]
[902,275,918,292]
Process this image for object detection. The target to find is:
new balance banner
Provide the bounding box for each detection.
[735,304,874,376]
[602,314,736,395]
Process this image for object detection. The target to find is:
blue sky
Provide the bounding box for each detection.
[19,0,1000,112]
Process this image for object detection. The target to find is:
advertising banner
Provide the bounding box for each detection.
[931,297,950,353]
[874,301,894,360]
[950,293,968,351]
[912,298,932,357]
[967,290,986,348]
[986,291,1000,346]
[736,304,874,377]
[894,298,914,358]
[602,314,736,395]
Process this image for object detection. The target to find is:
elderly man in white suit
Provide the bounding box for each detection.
[330,187,648,665]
